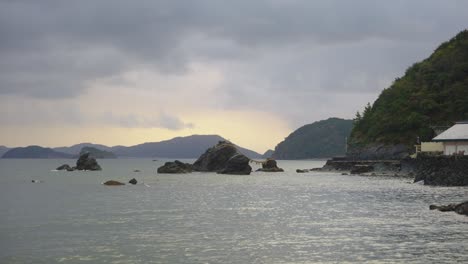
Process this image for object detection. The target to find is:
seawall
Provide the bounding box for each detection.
[404,154,468,186]
[320,155,468,186]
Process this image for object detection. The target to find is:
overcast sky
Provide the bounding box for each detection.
[1,0,467,152]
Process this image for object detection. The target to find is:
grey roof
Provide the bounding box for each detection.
[433,122,468,141]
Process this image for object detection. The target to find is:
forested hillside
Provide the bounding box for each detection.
[350,30,468,149]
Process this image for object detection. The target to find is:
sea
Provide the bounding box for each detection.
[0,159,467,264]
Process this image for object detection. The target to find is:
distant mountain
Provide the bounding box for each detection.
[54,143,113,155]
[262,149,274,159]
[2,146,74,159]
[273,118,353,159]
[111,135,262,159]
[48,135,262,159]
[0,146,10,157]
[80,147,116,159]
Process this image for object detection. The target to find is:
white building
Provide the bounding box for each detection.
[432,121,468,155]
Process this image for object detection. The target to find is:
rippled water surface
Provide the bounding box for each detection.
[0,159,467,263]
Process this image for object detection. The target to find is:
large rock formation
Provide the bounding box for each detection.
[76,153,102,171]
[430,201,468,216]
[256,159,284,172]
[193,141,252,175]
[157,160,193,174]
[218,154,252,175]
[193,141,239,172]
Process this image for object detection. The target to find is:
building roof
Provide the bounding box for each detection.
[432,122,468,141]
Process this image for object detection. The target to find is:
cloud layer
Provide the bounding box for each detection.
[1,0,468,150]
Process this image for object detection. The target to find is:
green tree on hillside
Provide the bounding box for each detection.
[350,29,468,148]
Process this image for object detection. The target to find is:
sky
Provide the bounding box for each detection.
[1,0,468,153]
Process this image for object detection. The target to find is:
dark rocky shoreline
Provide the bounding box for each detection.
[315,154,468,186]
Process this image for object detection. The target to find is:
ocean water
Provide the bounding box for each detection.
[0,159,467,264]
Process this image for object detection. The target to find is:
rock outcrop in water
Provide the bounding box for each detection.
[76,153,102,171]
[56,164,74,171]
[103,180,125,186]
[128,178,137,185]
[430,201,468,216]
[218,154,252,175]
[193,141,252,175]
[157,160,193,174]
[256,159,284,172]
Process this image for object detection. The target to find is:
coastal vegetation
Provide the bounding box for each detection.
[350,30,468,149]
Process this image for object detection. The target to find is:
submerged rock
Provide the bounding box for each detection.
[56,164,73,171]
[296,169,309,173]
[218,154,252,175]
[128,178,137,185]
[103,180,125,186]
[257,159,284,172]
[429,201,468,216]
[157,160,193,174]
[76,153,102,171]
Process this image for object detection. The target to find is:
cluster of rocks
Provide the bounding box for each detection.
[256,159,284,172]
[56,153,102,171]
[430,201,468,216]
[158,141,253,175]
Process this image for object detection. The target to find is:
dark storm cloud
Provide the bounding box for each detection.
[1,0,468,125]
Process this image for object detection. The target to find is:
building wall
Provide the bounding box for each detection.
[421,142,444,152]
[443,141,468,155]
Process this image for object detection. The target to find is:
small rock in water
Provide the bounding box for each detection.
[296,169,309,173]
[157,160,193,174]
[133,169,141,172]
[257,159,284,172]
[56,164,72,171]
[103,180,125,186]
[128,178,137,185]
[31,180,42,183]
